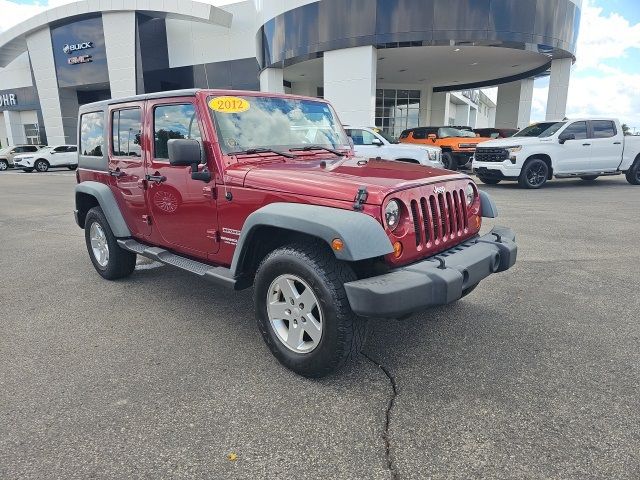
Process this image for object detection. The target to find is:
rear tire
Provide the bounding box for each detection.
[34,159,49,172]
[626,158,640,185]
[68,165,78,171]
[442,152,457,171]
[84,207,136,280]
[518,158,549,189]
[580,175,599,181]
[477,176,501,185]
[0,160,8,171]
[254,241,365,378]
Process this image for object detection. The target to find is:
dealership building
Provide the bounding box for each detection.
[0,0,581,147]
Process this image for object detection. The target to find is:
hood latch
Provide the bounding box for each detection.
[353,186,368,211]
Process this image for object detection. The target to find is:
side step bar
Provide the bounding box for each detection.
[117,239,239,289]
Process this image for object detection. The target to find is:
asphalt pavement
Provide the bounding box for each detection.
[0,169,638,479]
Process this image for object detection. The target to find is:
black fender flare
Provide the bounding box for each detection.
[230,203,393,276]
[479,190,498,218]
[75,181,131,238]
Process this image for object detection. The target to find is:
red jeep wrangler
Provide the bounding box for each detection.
[74,89,517,377]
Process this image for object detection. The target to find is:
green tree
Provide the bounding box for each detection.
[621,123,630,136]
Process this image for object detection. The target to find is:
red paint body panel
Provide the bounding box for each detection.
[77,89,481,270]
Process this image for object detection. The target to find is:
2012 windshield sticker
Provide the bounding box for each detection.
[209,96,250,114]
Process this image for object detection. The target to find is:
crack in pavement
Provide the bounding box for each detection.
[361,350,399,480]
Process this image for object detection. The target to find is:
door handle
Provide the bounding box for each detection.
[109,168,124,177]
[582,143,591,146]
[613,142,622,145]
[145,174,167,183]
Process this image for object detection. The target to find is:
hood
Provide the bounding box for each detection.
[392,142,440,152]
[479,136,545,148]
[234,155,469,205]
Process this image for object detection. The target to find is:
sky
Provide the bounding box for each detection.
[1,0,639,131]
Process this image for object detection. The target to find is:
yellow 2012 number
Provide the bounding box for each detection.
[208,96,250,114]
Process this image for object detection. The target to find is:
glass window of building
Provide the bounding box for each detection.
[375,89,420,138]
[80,112,104,157]
[23,124,40,145]
[112,108,142,157]
[153,104,202,160]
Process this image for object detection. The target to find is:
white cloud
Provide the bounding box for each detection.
[0,0,75,32]
[574,0,640,71]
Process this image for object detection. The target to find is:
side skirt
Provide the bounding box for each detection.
[117,239,239,290]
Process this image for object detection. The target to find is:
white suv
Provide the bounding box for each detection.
[345,127,443,168]
[14,145,78,173]
[0,145,44,171]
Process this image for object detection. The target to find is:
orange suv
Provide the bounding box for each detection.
[399,127,491,170]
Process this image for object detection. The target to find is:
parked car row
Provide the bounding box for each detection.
[0,144,78,172]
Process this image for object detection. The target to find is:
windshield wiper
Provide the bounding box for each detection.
[231,148,295,159]
[289,145,345,157]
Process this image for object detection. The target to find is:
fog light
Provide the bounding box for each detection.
[393,241,403,258]
[331,238,344,251]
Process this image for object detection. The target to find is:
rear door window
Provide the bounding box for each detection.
[80,112,104,157]
[591,120,617,138]
[112,108,142,157]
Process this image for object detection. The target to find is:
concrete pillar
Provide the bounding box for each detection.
[291,81,317,98]
[419,86,433,125]
[323,46,376,126]
[454,103,470,126]
[259,68,284,93]
[546,58,572,121]
[26,27,67,145]
[495,79,534,129]
[103,11,137,98]
[4,110,27,145]
[429,91,450,126]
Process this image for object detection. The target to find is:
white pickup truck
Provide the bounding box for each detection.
[472,118,640,188]
[345,126,443,168]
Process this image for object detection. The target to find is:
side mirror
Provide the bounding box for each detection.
[558,133,575,144]
[371,138,383,146]
[168,139,210,182]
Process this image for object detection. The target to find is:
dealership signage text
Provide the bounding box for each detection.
[0,93,17,107]
[63,42,93,54]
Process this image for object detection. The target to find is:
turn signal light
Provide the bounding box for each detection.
[331,238,345,251]
[393,241,403,258]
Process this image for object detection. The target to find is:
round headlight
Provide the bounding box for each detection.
[465,184,476,206]
[385,200,401,230]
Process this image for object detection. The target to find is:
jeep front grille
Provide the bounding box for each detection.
[410,189,468,248]
[475,147,509,162]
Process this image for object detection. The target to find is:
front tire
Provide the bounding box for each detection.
[34,159,49,172]
[0,160,8,171]
[518,158,549,189]
[84,207,136,280]
[254,242,365,378]
[626,158,640,185]
[477,176,501,185]
[442,152,457,171]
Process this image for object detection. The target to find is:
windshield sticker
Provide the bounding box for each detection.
[209,96,250,114]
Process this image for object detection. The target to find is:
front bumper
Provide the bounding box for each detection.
[472,160,521,179]
[344,226,517,318]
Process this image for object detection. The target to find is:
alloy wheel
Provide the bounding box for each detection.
[266,274,323,354]
[89,221,110,267]
[527,163,547,186]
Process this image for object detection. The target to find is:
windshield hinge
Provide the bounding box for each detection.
[353,186,368,211]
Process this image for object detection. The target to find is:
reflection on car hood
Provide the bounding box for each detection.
[234,155,469,205]
[480,136,544,147]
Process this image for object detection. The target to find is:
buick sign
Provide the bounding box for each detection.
[63,41,93,54]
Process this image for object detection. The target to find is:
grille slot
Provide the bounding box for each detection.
[410,200,421,246]
[475,147,509,163]
[409,188,468,248]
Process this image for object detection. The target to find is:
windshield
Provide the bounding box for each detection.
[515,122,566,138]
[438,127,469,138]
[209,95,350,154]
